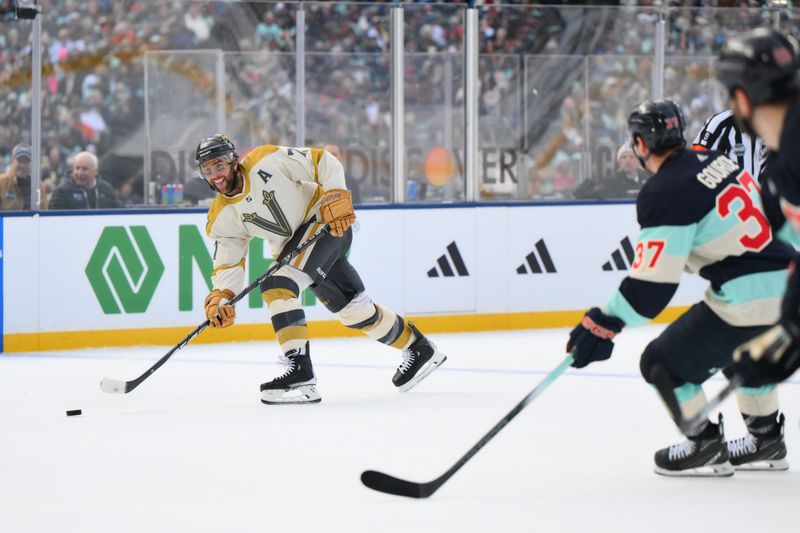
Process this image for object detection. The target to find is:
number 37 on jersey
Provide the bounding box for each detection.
[632,170,772,274]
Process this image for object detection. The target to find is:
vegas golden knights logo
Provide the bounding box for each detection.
[242,190,291,236]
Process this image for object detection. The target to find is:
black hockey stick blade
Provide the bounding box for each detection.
[360,471,440,499]
[361,354,574,498]
[100,226,330,394]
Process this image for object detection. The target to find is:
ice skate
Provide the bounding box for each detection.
[654,415,734,477]
[260,343,321,404]
[392,322,447,392]
[726,413,789,471]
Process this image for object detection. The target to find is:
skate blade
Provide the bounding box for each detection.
[261,385,322,405]
[654,461,734,477]
[734,458,789,471]
[397,352,447,393]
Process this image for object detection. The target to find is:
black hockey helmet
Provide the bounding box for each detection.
[717,28,800,106]
[627,99,686,151]
[194,133,237,169]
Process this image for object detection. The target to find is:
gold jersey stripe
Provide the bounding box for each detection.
[276,325,309,346]
[389,323,414,349]
[211,257,245,277]
[310,147,325,184]
[262,287,299,304]
[304,184,323,221]
[240,144,280,170]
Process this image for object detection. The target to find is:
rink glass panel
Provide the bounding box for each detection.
[2,2,799,209]
[1,16,34,211]
[144,50,223,206]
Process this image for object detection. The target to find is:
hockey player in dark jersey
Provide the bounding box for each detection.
[716,29,800,387]
[566,100,793,476]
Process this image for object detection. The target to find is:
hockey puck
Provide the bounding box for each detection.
[66,409,82,417]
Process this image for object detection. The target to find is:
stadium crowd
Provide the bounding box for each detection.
[1,1,797,209]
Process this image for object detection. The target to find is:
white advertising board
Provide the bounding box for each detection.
[1,204,708,348]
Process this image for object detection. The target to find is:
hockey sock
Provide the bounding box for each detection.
[338,293,414,349]
[735,386,780,437]
[674,383,709,437]
[263,286,308,354]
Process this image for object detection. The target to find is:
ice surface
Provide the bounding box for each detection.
[1,326,798,532]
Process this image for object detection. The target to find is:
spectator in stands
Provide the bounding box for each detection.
[0,144,47,210]
[49,150,120,209]
[614,144,649,186]
[573,144,646,200]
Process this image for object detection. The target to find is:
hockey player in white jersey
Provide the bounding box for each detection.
[196,134,446,404]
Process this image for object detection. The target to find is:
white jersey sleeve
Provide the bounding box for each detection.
[207,208,249,294]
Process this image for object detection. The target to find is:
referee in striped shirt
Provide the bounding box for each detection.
[694,109,800,249]
[692,108,768,179]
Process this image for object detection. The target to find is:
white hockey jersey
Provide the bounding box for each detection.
[205,144,346,293]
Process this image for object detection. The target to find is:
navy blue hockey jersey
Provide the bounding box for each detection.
[765,100,800,246]
[604,148,792,327]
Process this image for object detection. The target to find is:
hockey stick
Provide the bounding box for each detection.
[680,375,742,435]
[651,364,743,435]
[100,225,330,394]
[360,354,574,498]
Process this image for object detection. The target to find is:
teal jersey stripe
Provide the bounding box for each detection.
[674,383,703,403]
[737,385,776,397]
[712,269,788,304]
[694,203,742,247]
[777,222,800,251]
[694,183,765,248]
[638,225,696,256]
[605,289,652,327]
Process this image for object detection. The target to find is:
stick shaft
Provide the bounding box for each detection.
[680,376,741,434]
[361,354,574,498]
[101,226,330,393]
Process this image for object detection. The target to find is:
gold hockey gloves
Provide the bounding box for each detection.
[320,188,355,237]
[204,288,236,328]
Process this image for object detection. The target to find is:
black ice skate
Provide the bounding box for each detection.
[392,322,447,392]
[654,415,734,477]
[260,343,321,405]
[726,413,789,471]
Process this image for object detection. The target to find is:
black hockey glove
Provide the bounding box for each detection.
[732,265,800,385]
[567,307,624,369]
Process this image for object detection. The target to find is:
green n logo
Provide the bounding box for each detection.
[177,225,316,310]
[85,226,165,314]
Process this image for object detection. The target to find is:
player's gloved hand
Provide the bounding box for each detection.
[567,307,624,369]
[732,264,800,384]
[204,289,236,328]
[320,188,355,237]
